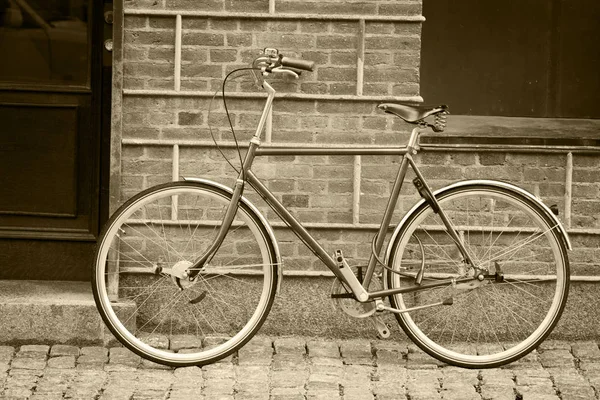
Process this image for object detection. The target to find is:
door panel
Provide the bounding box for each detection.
[0,0,107,280]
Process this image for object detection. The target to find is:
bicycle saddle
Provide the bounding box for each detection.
[378,103,448,123]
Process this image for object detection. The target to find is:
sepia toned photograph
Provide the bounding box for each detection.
[0,0,599,398]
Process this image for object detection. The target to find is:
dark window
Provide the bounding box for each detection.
[420,0,600,118]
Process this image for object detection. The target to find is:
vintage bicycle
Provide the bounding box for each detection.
[92,49,570,368]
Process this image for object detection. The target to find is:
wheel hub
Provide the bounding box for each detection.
[171,260,194,289]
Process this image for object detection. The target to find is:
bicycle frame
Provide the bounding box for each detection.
[191,80,478,302]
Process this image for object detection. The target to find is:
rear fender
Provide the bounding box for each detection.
[385,179,572,266]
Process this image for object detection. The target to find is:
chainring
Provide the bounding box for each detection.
[331,266,382,318]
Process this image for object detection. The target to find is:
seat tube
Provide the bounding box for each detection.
[363,153,411,287]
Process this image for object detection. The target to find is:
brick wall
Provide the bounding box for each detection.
[113,0,600,279]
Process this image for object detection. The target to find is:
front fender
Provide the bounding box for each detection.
[385,179,572,265]
[182,177,283,293]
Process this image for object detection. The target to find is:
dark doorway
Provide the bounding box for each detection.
[0,0,111,280]
[420,0,600,119]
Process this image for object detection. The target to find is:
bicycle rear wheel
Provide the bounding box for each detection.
[92,181,279,367]
[387,183,569,368]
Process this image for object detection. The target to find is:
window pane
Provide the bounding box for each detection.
[0,0,89,86]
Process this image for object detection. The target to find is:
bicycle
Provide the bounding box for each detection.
[92,48,571,368]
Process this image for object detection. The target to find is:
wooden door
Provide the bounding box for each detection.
[0,0,110,280]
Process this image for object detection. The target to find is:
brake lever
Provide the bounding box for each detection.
[264,67,299,79]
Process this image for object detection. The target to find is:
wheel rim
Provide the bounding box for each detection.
[390,187,567,366]
[94,184,276,365]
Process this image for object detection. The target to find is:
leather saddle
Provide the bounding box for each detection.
[378,103,448,123]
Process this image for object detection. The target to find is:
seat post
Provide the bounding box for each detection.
[407,126,426,151]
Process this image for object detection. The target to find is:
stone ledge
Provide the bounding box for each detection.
[0,278,598,345]
[424,115,600,148]
[0,280,113,346]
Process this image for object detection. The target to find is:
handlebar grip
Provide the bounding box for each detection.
[280,57,315,72]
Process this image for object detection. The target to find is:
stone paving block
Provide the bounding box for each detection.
[406,344,445,368]
[19,345,50,355]
[373,341,407,365]
[203,362,235,380]
[3,386,35,398]
[341,364,373,389]
[340,340,373,365]
[516,384,558,397]
[34,369,75,396]
[440,390,480,400]
[235,393,269,400]
[310,356,344,367]
[547,367,596,399]
[10,354,47,370]
[63,370,107,399]
[170,334,202,351]
[305,389,341,399]
[342,387,374,400]
[237,339,273,366]
[309,363,344,380]
[441,366,479,386]
[537,340,572,351]
[270,386,305,397]
[372,382,406,399]
[202,378,235,396]
[307,339,340,359]
[515,369,555,391]
[271,394,305,400]
[376,394,408,400]
[49,345,79,357]
[0,362,9,374]
[538,349,575,368]
[271,369,308,388]
[271,353,306,370]
[77,346,108,369]
[480,386,516,400]
[273,337,307,355]
[139,358,173,370]
[138,333,169,350]
[0,346,14,362]
[406,369,442,398]
[47,356,76,369]
[107,347,141,370]
[504,350,543,370]
[235,365,269,383]
[480,368,515,386]
[374,365,407,391]
[571,341,600,360]
[581,368,600,392]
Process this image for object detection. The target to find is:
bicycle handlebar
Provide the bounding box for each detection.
[280,56,315,72]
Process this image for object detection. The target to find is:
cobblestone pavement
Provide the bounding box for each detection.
[0,337,599,399]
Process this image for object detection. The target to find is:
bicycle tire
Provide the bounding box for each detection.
[386,182,569,368]
[92,181,279,367]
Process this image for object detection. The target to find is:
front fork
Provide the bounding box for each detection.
[187,83,277,278]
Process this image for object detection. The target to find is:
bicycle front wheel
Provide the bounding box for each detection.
[92,181,279,367]
[387,183,569,368]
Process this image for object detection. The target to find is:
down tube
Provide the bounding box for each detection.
[245,171,347,282]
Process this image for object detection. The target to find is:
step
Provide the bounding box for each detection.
[0,279,598,346]
[0,280,113,345]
